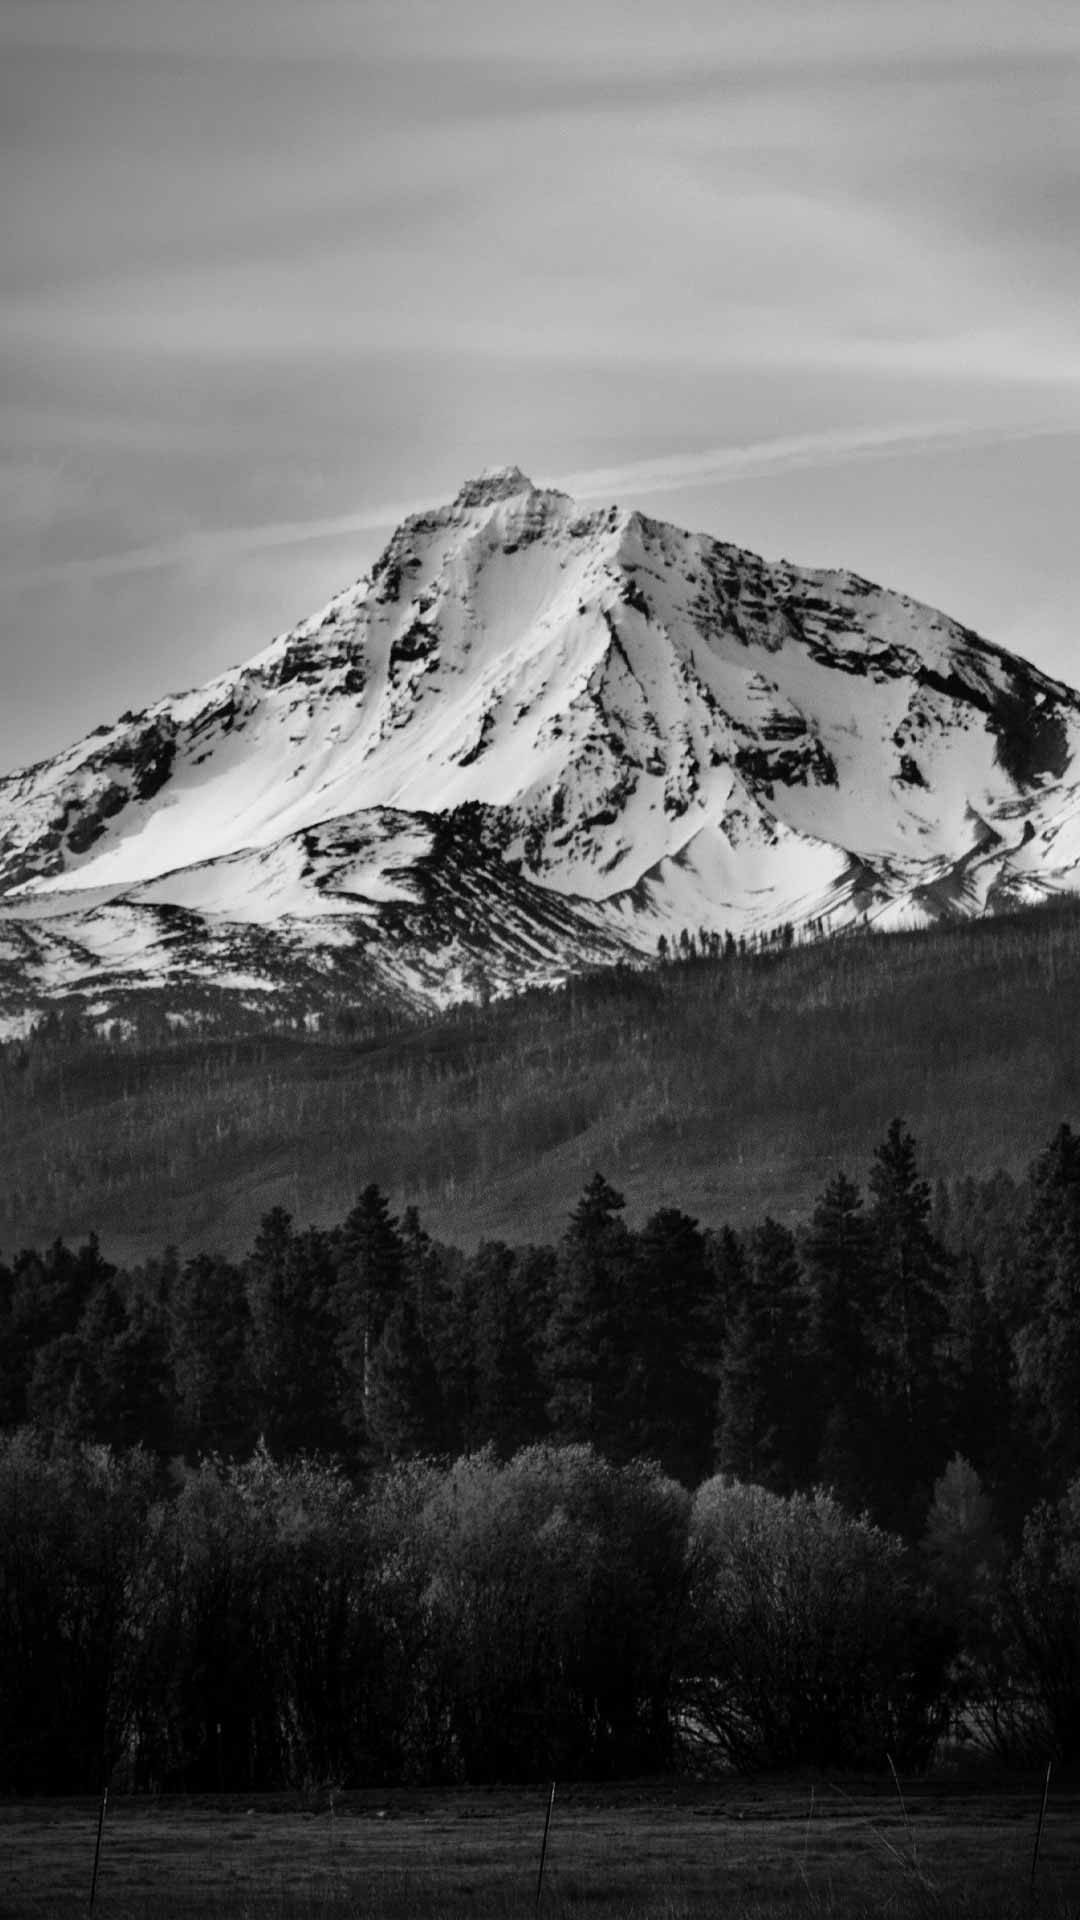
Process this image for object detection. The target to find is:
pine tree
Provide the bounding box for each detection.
[365,1296,443,1459]
[246,1206,294,1429]
[866,1120,952,1524]
[400,1204,440,1344]
[12,1240,120,1438]
[803,1170,879,1504]
[1012,1123,1080,1490]
[169,1252,254,1457]
[622,1207,718,1484]
[333,1183,405,1444]
[246,1213,340,1455]
[432,1255,481,1453]
[943,1252,1013,1477]
[98,1290,174,1453]
[472,1241,548,1455]
[7,1240,93,1416]
[70,1277,129,1442]
[26,1332,93,1438]
[546,1174,635,1453]
[0,1254,16,1426]
[706,1225,748,1330]
[868,1121,949,1404]
[715,1217,810,1492]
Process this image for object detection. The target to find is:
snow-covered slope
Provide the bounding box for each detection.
[3,464,1080,1029]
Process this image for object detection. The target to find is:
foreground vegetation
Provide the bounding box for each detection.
[5,1108,1080,1794]
[3,898,1080,1256]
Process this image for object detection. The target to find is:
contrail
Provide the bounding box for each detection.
[6,498,424,589]
[8,415,1078,590]
[555,416,1080,502]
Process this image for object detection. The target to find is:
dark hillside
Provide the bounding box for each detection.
[3,899,1080,1260]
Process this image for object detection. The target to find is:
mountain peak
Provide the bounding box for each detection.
[454,465,536,508]
[2,473,1080,1035]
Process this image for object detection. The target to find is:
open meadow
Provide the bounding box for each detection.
[3,1778,1080,1920]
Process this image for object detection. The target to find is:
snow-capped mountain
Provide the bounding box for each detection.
[3,464,1080,1031]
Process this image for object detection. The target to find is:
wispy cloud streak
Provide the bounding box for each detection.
[557,416,1080,501]
[11,416,1079,591]
[6,501,420,590]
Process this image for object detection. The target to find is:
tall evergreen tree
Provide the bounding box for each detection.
[546,1174,635,1454]
[0,1255,16,1427]
[169,1252,254,1457]
[715,1217,811,1492]
[333,1183,405,1446]
[26,1332,94,1439]
[943,1252,1013,1480]
[365,1296,443,1459]
[622,1207,719,1484]
[705,1225,747,1338]
[1012,1123,1080,1491]
[245,1207,294,1427]
[69,1277,130,1443]
[95,1290,174,1454]
[803,1170,879,1505]
[399,1204,448,1348]
[866,1120,952,1524]
[427,1255,481,1455]
[6,1239,99,1421]
[472,1241,548,1455]
[246,1213,340,1455]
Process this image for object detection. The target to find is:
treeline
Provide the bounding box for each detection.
[4,1120,1080,1788]
[0,1118,1074,1528]
[0,1431,1068,1794]
[5,1436,1080,1793]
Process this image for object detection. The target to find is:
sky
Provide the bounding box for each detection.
[2,0,1079,772]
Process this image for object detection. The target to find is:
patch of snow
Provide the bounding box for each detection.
[2,469,1079,1013]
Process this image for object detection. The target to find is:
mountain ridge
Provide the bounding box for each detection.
[2,466,1079,1032]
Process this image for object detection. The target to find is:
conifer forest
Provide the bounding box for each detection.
[5,1096,1080,1796]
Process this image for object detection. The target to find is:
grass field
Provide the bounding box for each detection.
[4,1779,1079,1920]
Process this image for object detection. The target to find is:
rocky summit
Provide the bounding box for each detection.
[2,466,1079,1031]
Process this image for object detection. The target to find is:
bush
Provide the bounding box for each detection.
[0,1430,156,1791]
[400,1444,690,1780]
[1005,1475,1080,1762]
[682,1479,951,1771]
[123,1447,407,1791]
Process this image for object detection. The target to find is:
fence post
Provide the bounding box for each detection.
[536,1780,557,1908]
[1031,1761,1052,1890]
[88,1784,109,1912]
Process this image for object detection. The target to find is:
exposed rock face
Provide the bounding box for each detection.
[2,468,1079,1028]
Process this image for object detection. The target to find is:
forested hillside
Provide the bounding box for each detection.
[3,899,1080,1259]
